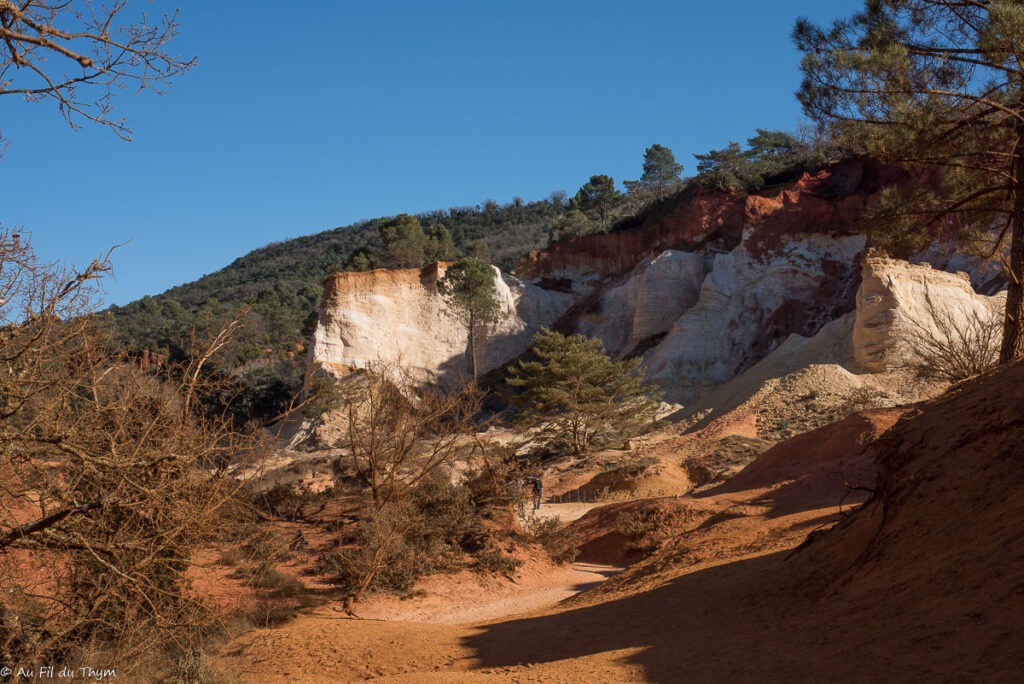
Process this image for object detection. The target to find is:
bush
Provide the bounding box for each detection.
[523,516,579,564]
[605,455,660,480]
[475,548,523,575]
[898,296,1002,383]
[615,508,674,555]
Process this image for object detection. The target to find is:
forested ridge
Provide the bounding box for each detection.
[107,134,828,423]
[108,197,566,355]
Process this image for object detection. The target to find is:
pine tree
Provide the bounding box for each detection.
[626,144,684,201]
[379,214,430,268]
[507,329,660,455]
[570,174,622,226]
[794,1,1024,362]
[437,257,502,379]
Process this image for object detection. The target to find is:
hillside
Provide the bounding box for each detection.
[107,197,566,359]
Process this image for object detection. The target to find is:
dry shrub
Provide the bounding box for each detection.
[0,232,260,674]
[898,294,1001,382]
[475,547,523,575]
[523,516,579,564]
[616,508,673,554]
[310,364,506,604]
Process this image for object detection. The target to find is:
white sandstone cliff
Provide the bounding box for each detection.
[574,250,707,358]
[308,263,574,385]
[642,233,865,401]
[853,257,1005,373]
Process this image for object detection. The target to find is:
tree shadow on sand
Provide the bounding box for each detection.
[460,549,928,683]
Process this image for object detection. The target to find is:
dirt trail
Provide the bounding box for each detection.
[217,396,1024,682]
[520,502,603,524]
[213,410,897,683]
[353,561,619,625]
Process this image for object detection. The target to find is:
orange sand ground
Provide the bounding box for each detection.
[215,363,1024,682]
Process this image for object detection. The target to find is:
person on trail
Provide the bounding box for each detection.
[530,476,543,510]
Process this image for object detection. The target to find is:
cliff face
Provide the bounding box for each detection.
[853,257,1005,373]
[516,158,900,287]
[308,159,1002,401]
[309,263,573,385]
[642,233,865,399]
[515,189,743,289]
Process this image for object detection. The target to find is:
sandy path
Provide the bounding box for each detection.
[351,561,619,625]
[519,502,603,524]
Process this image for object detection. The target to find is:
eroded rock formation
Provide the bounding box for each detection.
[308,158,1005,405]
[853,256,1005,373]
[309,263,573,385]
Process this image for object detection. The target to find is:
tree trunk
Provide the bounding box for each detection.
[1000,130,1024,363]
[468,310,478,380]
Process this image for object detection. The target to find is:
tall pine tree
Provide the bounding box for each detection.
[507,329,660,455]
[437,257,502,380]
[795,1,1024,361]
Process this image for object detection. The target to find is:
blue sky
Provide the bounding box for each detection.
[0,0,863,306]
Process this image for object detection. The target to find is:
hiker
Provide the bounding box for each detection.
[530,476,543,510]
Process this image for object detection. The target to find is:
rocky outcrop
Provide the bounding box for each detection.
[574,250,707,358]
[853,257,1005,373]
[515,190,743,290]
[642,233,865,401]
[309,263,574,385]
[307,159,1003,408]
[516,158,902,288]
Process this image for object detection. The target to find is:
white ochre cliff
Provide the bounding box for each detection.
[307,161,1006,403]
[309,263,574,385]
[852,257,1005,373]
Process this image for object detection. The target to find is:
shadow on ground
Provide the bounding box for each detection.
[462,550,940,683]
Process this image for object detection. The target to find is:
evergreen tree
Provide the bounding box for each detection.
[426,223,457,261]
[437,257,502,379]
[694,141,748,192]
[694,130,816,192]
[379,214,430,268]
[507,328,660,455]
[626,144,684,201]
[794,1,1024,361]
[548,209,597,244]
[570,174,622,226]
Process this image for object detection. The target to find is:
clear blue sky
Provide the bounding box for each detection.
[0,0,863,306]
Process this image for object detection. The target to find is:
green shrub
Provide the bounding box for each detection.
[523,516,578,564]
[475,548,523,575]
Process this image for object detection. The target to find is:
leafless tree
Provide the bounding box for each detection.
[0,0,195,140]
[314,363,488,611]
[0,230,255,674]
[328,363,485,507]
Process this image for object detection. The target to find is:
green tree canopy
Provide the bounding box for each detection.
[570,174,622,225]
[379,214,431,268]
[426,223,457,261]
[507,328,660,455]
[794,0,1024,362]
[437,257,502,379]
[626,144,684,200]
[694,129,817,192]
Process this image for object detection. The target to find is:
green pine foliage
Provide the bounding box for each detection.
[507,328,661,455]
[793,0,1024,360]
[693,129,828,192]
[437,257,503,379]
[624,144,684,201]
